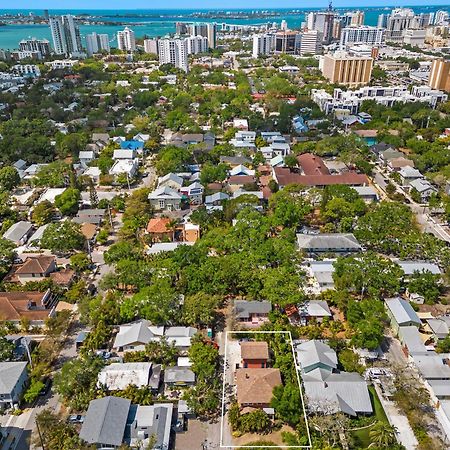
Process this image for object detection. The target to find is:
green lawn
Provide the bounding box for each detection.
[352,386,389,448]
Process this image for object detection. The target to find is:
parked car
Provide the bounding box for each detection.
[68,415,84,424]
[95,350,112,359]
[39,378,52,396]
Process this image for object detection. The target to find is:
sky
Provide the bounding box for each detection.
[4,1,450,9]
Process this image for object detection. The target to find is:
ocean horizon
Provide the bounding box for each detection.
[0,6,448,50]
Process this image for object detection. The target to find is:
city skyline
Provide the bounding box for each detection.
[2,1,450,10]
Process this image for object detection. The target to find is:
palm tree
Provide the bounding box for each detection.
[369,421,397,448]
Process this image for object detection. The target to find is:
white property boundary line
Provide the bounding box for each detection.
[220,330,312,449]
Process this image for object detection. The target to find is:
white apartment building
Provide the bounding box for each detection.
[380,8,422,42]
[19,38,50,58]
[299,30,322,55]
[312,85,448,115]
[339,26,385,49]
[117,27,136,52]
[49,15,82,56]
[158,38,189,72]
[252,33,276,58]
[144,39,159,54]
[85,33,110,56]
[185,35,208,54]
[12,64,41,77]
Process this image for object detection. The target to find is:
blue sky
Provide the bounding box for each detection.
[5,1,450,9]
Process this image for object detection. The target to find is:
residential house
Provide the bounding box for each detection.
[148,187,182,212]
[235,368,282,408]
[241,341,269,368]
[109,159,139,178]
[229,165,255,177]
[387,157,415,172]
[97,362,161,392]
[79,151,95,168]
[219,156,252,168]
[80,396,131,449]
[11,256,57,284]
[234,300,271,327]
[3,221,33,245]
[378,149,404,165]
[147,242,195,255]
[133,133,150,143]
[0,362,28,409]
[351,186,379,203]
[112,320,197,353]
[164,367,196,389]
[306,260,336,292]
[296,233,362,255]
[298,300,332,324]
[126,403,173,449]
[227,175,257,192]
[92,133,110,144]
[269,155,285,168]
[385,297,421,334]
[399,166,424,186]
[74,209,106,225]
[158,173,183,191]
[0,290,57,326]
[426,317,450,341]
[120,140,144,154]
[113,149,137,160]
[182,223,200,242]
[409,178,437,202]
[146,218,174,242]
[180,182,204,205]
[205,192,229,211]
[296,340,372,416]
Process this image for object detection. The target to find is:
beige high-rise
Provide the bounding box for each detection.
[429,59,450,93]
[321,52,373,87]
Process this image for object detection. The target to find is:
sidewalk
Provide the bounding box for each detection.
[374,384,418,450]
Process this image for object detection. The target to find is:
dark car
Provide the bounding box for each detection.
[39,378,52,396]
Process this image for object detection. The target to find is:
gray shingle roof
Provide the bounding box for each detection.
[296,233,361,252]
[385,297,421,326]
[3,221,33,243]
[79,396,131,447]
[234,300,272,319]
[164,367,195,383]
[296,340,338,373]
[0,362,27,394]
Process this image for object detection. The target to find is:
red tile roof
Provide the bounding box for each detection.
[297,153,330,176]
[146,218,172,234]
[274,168,369,187]
[15,256,55,275]
[0,290,54,322]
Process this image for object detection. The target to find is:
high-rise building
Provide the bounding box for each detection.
[307,11,336,44]
[19,38,51,59]
[144,39,159,54]
[299,30,322,55]
[429,59,450,93]
[275,31,301,54]
[320,51,373,87]
[280,20,288,31]
[186,35,208,54]
[158,38,189,72]
[434,10,449,25]
[85,33,110,56]
[49,15,82,56]
[207,23,217,49]
[381,8,421,43]
[347,10,365,27]
[252,33,276,58]
[340,26,385,48]
[176,22,189,35]
[187,22,217,49]
[117,27,136,52]
[43,9,49,20]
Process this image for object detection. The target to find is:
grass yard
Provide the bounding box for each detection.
[352,386,389,448]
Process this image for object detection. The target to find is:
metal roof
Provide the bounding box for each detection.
[80,396,131,447]
[234,300,272,319]
[385,297,421,326]
[0,362,27,395]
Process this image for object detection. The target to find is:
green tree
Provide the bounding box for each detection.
[0,238,15,279]
[24,379,45,403]
[55,188,81,216]
[144,338,178,366]
[41,221,85,254]
[33,161,71,188]
[369,421,397,448]
[338,348,364,374]
[182,292,221,327]
[70,252,91,273]
[0,166,20,191]
[271,383,302,427]
[54,356,104,410]
[0,334,15,361]
[407,270,441,304]
[31,200,56,226]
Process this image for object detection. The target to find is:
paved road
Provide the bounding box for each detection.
[372,168,450,243]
